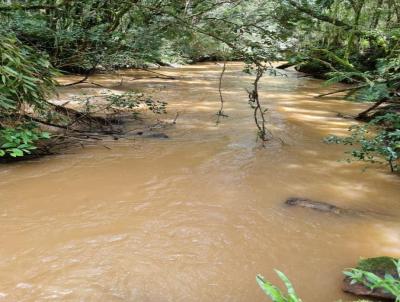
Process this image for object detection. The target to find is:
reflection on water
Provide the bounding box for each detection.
[0,63,399,302]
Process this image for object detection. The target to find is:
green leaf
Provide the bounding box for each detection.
[275,270,302,302]
[9,148,24,157]
[40,132,51,139]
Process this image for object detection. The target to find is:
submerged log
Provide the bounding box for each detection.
[276,62,296,70]
[144,133,169,139]
[343,257,399,301]
[285,197,394,221]
[285,197,344,214]
[135,131,169,139]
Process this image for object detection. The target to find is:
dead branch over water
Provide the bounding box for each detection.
[247,65,273,143]
[216,61,228,124]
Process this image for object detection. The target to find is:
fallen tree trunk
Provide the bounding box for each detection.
[276,62,296,70]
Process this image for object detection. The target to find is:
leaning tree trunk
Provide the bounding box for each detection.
[355,98,386,120]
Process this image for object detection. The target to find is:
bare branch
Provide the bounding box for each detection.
[216,62,228,124]
[247,65,273,143]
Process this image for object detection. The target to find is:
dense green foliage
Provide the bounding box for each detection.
[283,0,399,171]
[0,34,56,157]
[0,124,50,157]
[0,35,56,112]
[0,0,276,70]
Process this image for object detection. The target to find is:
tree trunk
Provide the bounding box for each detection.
[356,98,386,120]
[370,0,384,29]
[344,0,365,61]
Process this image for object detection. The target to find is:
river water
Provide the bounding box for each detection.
[0,63,399,301]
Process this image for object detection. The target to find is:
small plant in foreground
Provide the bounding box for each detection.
[256,271,302,302]
[344,259,400,301]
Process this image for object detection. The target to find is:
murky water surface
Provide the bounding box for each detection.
[0,63,399,301]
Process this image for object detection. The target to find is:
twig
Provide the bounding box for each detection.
[172,112,180,124]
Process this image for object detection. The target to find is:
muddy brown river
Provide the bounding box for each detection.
[0,63,399,301]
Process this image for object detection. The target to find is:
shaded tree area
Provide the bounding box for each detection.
[275,0,400,172]
[0,0,289,158]
[283,0,399,120]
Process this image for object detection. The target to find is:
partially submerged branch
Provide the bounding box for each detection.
[356,98,388,121]
[216,61,228,124]
[276,62,296,70]
[61,74,91,87]
[316,85,367,98]
[247,65,273,143]
[137,68,177,80]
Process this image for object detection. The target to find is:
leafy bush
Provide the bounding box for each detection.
[0,35,57,112]
[0,35,56,159]
[256,271,302,302]
[325,113,400,172]
[0,124,50,158]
